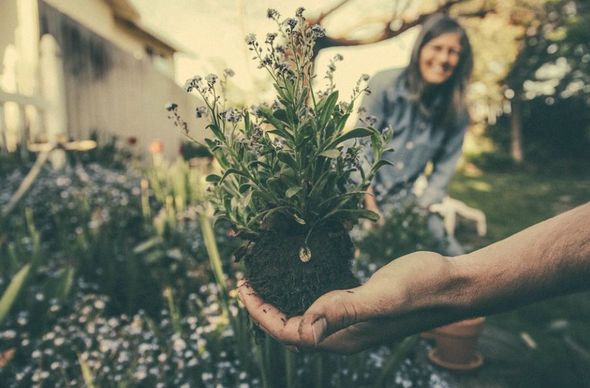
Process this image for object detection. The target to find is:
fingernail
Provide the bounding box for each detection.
[311,317,327,346]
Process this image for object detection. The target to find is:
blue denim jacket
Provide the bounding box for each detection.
[357,68,468,208]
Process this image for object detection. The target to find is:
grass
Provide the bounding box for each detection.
[450,167,590,246]
[449,166,590,387]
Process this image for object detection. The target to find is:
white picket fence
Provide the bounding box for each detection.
[0,34,67,153]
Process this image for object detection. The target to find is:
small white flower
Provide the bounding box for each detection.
[245,33,256,45]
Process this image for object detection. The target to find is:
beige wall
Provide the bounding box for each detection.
[65,52,204,160]
[44,0,174,76]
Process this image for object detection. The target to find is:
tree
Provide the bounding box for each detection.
[503,0,590,163]
[306,0,491,57]
[301,0,589,165]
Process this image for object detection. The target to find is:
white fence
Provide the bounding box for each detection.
[0,34,66,153]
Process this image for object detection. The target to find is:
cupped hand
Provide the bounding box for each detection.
[238,251,454,354]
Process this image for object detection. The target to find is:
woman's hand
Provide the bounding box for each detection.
[364,187,384,227]
[238,252,456,354]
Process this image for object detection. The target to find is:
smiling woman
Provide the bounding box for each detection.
[419,32,462,85]
[361,14,474,257]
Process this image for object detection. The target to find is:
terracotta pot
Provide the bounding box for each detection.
[427,317,485,371]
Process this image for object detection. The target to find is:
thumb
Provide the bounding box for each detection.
[298,288,361,347]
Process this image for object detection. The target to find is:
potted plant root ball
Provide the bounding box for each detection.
[168,8,392,317]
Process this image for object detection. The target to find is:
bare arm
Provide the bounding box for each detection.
[449,202,590,316]
[239,203,590,354]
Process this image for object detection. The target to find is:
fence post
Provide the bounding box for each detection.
[0,104,6,153]
[16,0,42,149]
[1,45,21,151]
[40,34,68,168]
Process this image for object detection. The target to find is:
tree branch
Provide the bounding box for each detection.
[311,0,492,57]
[314,0,353,24]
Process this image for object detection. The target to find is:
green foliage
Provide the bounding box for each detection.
[485,96,590,168]
[0,264,30,325]
[0,145,35,177]
[464,150,515,172]
[0,159,238,319]
[177,10,392,239]
[357,202,441,267]
[71,130,137,170]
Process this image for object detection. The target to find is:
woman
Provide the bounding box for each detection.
[360,14,473,256]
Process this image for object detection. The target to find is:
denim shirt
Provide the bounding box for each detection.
[357,68,467,208]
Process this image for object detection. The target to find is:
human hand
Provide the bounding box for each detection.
[364,190,384,227]
[238,251,456,354]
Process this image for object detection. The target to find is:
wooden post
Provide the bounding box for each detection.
[40,34,68,168]
[510,96,524,164]
[16,0,42,148]
[1,45,20,151]
[0,104,6,153]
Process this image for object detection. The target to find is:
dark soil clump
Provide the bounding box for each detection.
[242,222,359,317]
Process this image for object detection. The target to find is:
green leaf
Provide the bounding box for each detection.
[277,152,298,170]
[356,209,381,221]
[318,91,339,129]
[316,191,366,211]
[327,127,374,149]
[78,353,96,388]
[243,111,251,136]
[317,208,379,227]
[247,206,290,228]
[144,250,166,264]
[206,174,222,183]
[285,186,303,198]
[55,267,75,300]
[292,213,306,224]
[319,149,341,159]
[133,236,164,254]
[248,160,271,169]
[267,128,294,142]
[299,88,309,106]
[219,168,250,184]
[204,138,216,147]
[206,123,225,141]
[273,109,289,124]
[238,183,252,193]
[0,264,30,325]
[371,159,394,174]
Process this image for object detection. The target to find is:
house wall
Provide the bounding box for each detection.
[44,0,174,77]
[39,2,203,160]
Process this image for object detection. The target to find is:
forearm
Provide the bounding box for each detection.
[443,203,590,317]
[350,203,590,350]
[247,204,589,354]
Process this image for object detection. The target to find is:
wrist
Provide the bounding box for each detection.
[399,253,476,318]
[379,253,455,313]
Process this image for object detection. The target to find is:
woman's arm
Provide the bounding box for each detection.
[418,122,467,208]
[239,203,590,354]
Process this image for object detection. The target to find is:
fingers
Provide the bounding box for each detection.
[297,288,361,347]
[237,281,302,345]
[237,281,373,354]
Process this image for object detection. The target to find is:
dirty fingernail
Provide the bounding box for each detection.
[311,317,327,346]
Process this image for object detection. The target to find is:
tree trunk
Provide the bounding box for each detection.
[510,97,524,164]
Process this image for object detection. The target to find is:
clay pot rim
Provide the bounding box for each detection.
[428,349,484,371]
[433,317,486,337]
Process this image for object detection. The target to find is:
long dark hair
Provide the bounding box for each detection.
[401,14,473,129]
